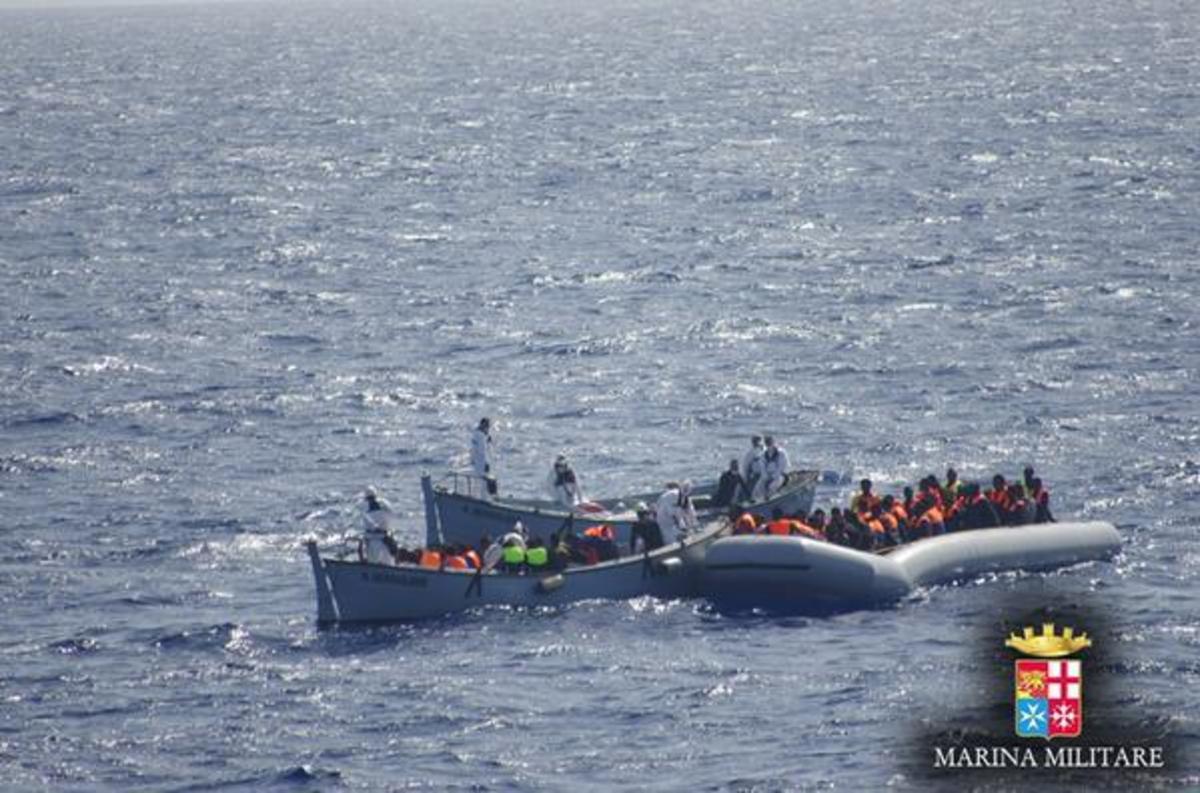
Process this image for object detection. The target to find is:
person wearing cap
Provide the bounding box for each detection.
[629,501,665,553]
[547,454,584,508]
[470,417,497,496]
[713,458,748,508]
[359,487,399,565]
[761,435,791,497]
[742,435,766,501]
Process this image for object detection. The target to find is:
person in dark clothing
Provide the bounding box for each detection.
[1001,483,1033,526]
[629,502,665,553]
[713,458,748,508]
[958,483,1002,530]
[1030,478,1056,523]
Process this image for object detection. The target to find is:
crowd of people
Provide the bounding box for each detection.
[362,416,1058,568]
[359,492,627,574]
[731,466,1055,551]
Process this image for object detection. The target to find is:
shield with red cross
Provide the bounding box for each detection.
[1014,658,1082,739]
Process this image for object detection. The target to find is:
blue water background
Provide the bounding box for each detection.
[1,0,1198,788]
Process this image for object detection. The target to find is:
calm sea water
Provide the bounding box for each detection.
[1,0,1197,788]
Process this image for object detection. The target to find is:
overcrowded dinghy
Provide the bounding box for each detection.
[703,521,1121,611]
[421,470,818,549]
[306,519,728,624]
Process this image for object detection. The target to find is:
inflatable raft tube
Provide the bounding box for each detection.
[702,521,1121,611]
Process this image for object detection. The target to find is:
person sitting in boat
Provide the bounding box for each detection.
[1029,477,1055,523]
[987,474,1011,512]
[1021,466,1037,499]
[470,417,498,497]
[548,455,584,508]
[525,538,550,571]
[1000,483,1033,526]
[941,468,962,505]
[761,436,791,497]
[630,501,665,553]
[712,458,748,508]
[360,487,400,565]
[956,483,1002,531]
[824,507,855,547]
[655,480,698,542]
[580,524,619,563]
[742,435,766,501]
[732,511,758,535]
[850,479,881,514]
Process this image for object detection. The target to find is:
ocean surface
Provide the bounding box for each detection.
[1,0,1198,788]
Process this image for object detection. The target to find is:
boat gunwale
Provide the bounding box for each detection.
[317,519,728,580]
[432,470,820,525]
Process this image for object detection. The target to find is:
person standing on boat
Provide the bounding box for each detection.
[655,480,698,542]
[470,417,498,496]
[713,458,749,508]
[761,436,791,497]
[360,487,399,565]
[742,435,766,501]
[629,501,665,553]
[548,454,584,508]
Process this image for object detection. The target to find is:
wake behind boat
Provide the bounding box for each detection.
[306,518,728,624]
[421,469,819,549]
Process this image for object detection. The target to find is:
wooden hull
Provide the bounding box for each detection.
[307,520,728,624]
[422,470,817,548]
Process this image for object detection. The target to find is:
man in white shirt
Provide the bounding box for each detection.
[470,417,497,496]
[360,487,399,565]
[761,435,791,498]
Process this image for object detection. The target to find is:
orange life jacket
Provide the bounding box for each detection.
[866,518,886,535]
[733,513,757,535]
[419,549,442,569]
[918,506,945,527]
[890,504,908,525]
[445,555,469,570]
[766,519,792,536]
[988,489,1010,510]
[583,525,615,541]
[464,549,481,570]
[879,513,898,533]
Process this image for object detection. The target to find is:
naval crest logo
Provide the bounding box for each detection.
[1006,623,1090,740]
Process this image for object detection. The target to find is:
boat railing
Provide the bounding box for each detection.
[436,469,487,497]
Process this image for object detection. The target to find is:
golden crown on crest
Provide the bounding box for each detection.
[1004,623,1092,658]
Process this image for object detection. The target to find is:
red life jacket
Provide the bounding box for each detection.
[766,519,792,536]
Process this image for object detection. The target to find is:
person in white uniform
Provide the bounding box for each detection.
[761,435,791,498]
[360,487,399,565]
[470,417,497,496]
[743,435,767,501]
[655,480,698,543]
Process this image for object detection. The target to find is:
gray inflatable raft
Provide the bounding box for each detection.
[702,521,1121,610]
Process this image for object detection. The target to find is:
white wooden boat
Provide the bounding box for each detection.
[702,521,1121,611]
[306,519,729,624]
[421,470,818,549]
